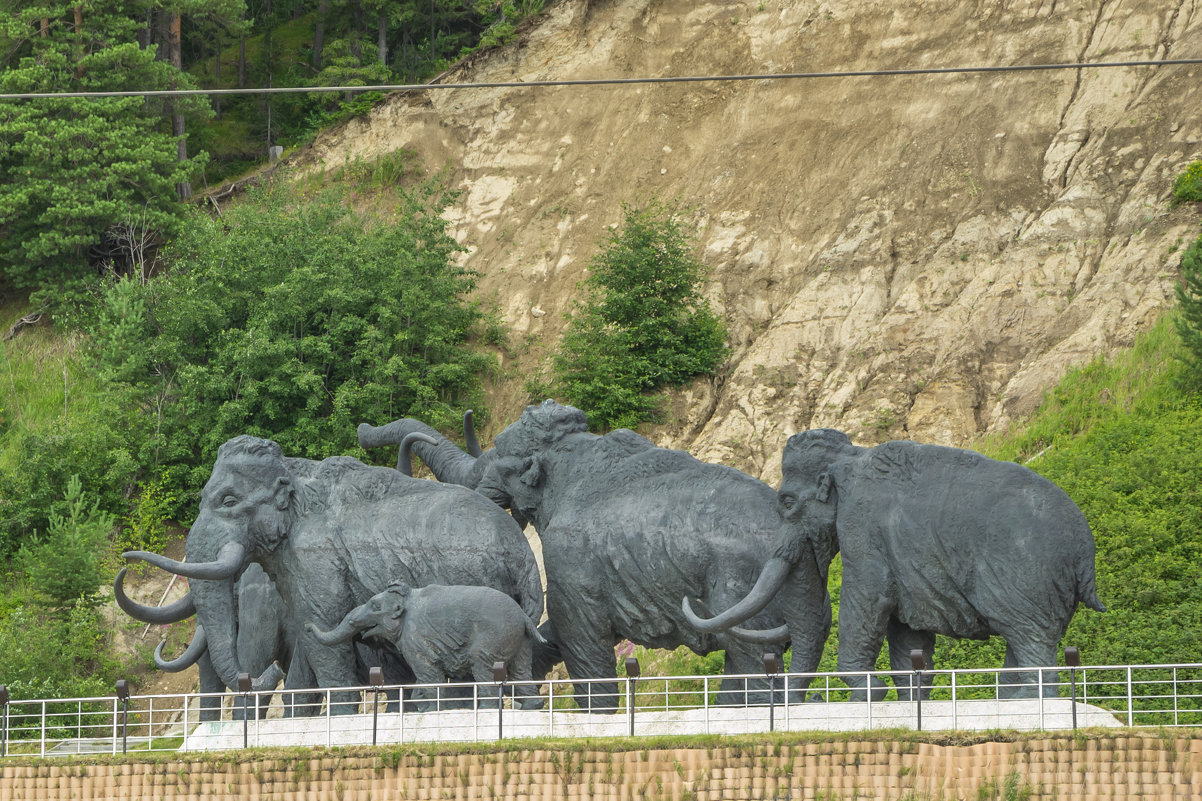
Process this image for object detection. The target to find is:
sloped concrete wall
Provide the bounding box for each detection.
[2,733,1201,800]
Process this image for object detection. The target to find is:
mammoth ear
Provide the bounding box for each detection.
[815,472,833,503]
[520,455,545,488]
[272,475,292,511]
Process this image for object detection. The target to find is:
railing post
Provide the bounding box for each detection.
[703,676,710,735]
[865,672,873,730]
[1037,669,1044,731]
[111,697,118,756]
[951,670,957,731]
[182,694,189,751]
[326,688,332,749]
[40,700,46,757]
[1173,667,1179,726]
[0,685,8,758]
[783,673,790,731]
[1127,667,1134,727]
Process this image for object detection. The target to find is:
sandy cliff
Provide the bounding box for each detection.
[304,0,1202,483]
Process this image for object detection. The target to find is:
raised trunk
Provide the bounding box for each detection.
[358,418,482,487]
[305,619,358,646]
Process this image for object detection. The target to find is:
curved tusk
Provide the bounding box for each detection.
[397,432,438,476]
[726,624,791,644]
[123,541,247,581]
[681,557,793,633]
[154,626,208,672]
[114,568,196,624]
[463,409,483,457]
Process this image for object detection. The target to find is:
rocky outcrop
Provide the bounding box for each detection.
[304,0,1202,483]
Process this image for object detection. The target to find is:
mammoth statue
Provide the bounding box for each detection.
[686,429,1106,700]
[359,400,831,711]
[120,434,543,714]
[307,581,546,712]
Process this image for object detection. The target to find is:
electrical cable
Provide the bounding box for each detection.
[2,57,1201,100]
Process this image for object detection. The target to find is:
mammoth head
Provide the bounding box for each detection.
[310,581,411,646]
[777,429,861,575]
[193,435,297,559]
[493,399,589,459]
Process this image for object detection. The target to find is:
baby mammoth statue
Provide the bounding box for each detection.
[306,582,546,712]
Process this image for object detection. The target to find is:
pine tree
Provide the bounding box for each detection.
[0,0,211,295]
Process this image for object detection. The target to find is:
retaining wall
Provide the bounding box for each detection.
[2,732,1201,800]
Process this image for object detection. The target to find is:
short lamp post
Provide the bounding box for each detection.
[492,662,508,741]
[910,650,926,732]
[2,684,10,757]
[1065,647,1081,731]
[625,657,641,737]
[115,680,130,755]
[369,667,384,746]
[237,673,251,749]
[763,653,781,732]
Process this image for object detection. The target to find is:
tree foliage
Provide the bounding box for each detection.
[554,202,728,430]
[0,0,210,294]
[1174,233,1202,389]
[93,175,494,504]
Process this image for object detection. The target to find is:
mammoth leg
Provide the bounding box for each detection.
[530,620,563,680]
[282,649,320,718]
[407,653,447,713]
[886,618,936,701]
[999,636,1059,699]
[196,651,224,723]
[835,579,893,702]
[306,634,362,715]
[508,639,545,710]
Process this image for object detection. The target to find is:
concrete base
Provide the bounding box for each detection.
[180,698,1121,751]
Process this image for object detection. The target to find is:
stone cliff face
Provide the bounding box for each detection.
[305,0,1202,483]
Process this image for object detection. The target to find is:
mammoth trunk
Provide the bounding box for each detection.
[306,619,358,646]
[191,577,243,690]
[357,419,481,487]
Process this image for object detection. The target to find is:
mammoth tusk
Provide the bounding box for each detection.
[726,624,791,644]
[681,557,793,633]
[463,409,483,457]
[397,432,438,476]
[154,626,208,672]
[114,567,197,624]
[123,541,247,581]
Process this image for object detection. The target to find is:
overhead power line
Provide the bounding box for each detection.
[1,57,1201,100]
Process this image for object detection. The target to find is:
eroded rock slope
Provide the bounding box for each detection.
[305,0,1202,483]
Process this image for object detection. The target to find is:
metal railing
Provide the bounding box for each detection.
[1,662,1200,756]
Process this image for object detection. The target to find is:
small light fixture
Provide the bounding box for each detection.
[762,653,781,675]
[237,673,251,693]
[369,667,384,686]
[625,657,641,679]
[1064,647,1080,668]
[909,650,926,672]
[0,685,8,705]
[492,662,508,683]
[115,680,130,700]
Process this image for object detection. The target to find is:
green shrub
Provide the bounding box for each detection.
[553,202,728,430]
[1172,160,1202,205]
[0,599,118,702]
[92,175,496,512]
[17,475,116,610]
[1175,234,1202,389]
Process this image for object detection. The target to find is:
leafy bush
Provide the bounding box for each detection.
[92,175,496,509]
[1175,234,1202,389]
[554,202,729,430]
[1172,161,1202,205]
[0,599,118,702]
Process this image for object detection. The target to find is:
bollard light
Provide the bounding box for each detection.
[237,673,251,748]
[492,662,508,741]
[910,650,926,732]
[625,657,641,736]
[115,680,130,754]
[1065,646,1081,730]
[369,666,384,745]
[763,653,781,732]
[1,684,9,758]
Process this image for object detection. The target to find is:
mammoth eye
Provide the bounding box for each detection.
[778,494,797,511]
[221,494,239,507]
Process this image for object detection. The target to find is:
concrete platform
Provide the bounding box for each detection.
[180,698,1122,751]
